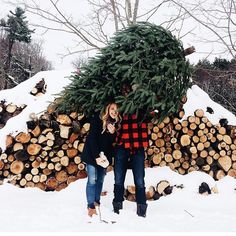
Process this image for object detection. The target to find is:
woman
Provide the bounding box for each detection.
[81,103,120,218]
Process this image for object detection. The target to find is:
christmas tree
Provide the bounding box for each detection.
[57,22,192,121]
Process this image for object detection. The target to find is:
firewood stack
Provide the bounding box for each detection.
[1,96,236,191]
[0,107,90,191]
[0,100,27,129]
[146,106,236,180]
[30,78,47,96]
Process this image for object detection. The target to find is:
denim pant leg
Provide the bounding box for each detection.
[95,166,106,205]
[86,164,96,208]
[131,148,146,204]
[113,146,129,202]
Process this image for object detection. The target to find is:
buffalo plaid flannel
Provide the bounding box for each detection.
[117,114,149,150]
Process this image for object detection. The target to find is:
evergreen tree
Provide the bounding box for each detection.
[0,7,34,77]
[57,22,192,121]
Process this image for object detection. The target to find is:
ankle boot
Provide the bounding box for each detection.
[112,201,123,214]
[137,204,147,217]
[88,207,97,217]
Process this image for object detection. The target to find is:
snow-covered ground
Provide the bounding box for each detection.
[0,70,236,232]
[0,167,236,232]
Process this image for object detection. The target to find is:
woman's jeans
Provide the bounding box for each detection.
[86,164,106,209]
[113,146,146,204]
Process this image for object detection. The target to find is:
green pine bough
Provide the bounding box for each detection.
[56,22,192,122]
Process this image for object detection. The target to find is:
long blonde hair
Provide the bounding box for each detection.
[100,103,121,134]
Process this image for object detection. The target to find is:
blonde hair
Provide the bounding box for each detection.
[100,103,121,134]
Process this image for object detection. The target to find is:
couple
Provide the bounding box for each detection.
[81,101,148,219]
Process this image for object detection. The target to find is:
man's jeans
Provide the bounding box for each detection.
[113,146,146,204]
[86,164,106,208]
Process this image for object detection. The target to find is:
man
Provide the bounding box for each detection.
[113,86,149,217]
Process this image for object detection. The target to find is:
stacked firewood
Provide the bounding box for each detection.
[0,100,26,129]
[30,78,47,96]
[0,108,90,191]
[1,98,236,191]
[146,107,236,180]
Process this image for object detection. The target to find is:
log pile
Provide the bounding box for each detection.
[0,108,90,191]
[125,181,218,202]
[124,181,184,202]
[0,100,26,129]
[1,97,236,191]
[30,78,47,96]
[146,107,236,180]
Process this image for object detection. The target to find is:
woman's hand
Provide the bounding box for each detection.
[107,123,115,134]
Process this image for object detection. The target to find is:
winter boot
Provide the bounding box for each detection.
[137,204,148,217]
[112,201,123,214]
[88,207,97,217]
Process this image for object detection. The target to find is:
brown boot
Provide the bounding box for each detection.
[88,208,97,217]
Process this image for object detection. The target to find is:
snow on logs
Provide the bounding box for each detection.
[0,100,26,129]
[30,78,47,96]
[1,99,236,191]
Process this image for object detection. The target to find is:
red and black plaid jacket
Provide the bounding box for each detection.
[116,114,149,150]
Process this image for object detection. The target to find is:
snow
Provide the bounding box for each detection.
[0,70,72,151]
[0,70,236,232]
[0,167,236,232]
[183,85,236,125]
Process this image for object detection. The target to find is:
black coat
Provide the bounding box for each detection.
[81,113,116,167]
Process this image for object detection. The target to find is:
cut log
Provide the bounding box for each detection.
[180,134,190,146]
[127,185,136,194]
[156,180,170,195]
[10,160,24,174]
[15,132,31,143]
[146,186,155,200]
[31,125,41,137]
[38,135,48,144]
[67,148,78,158]
[55,170,68,182]
[60,156,69,167]
[27,144,42,155]
[13,143,24,152]
[56,114,72,125]
[59,125,71,139]
[218,156,232,172]
[195,109,204,118]
[6,104,17,113]
[216,170,225,180]
[46,177,58,190]
[172,150,182,160]
[56,183,68,191]
[69,133,79,143]
[152,153,163,164]
[66,162,78,174]
[78,163,85,170]
[6,135,14,148]
[67,176,78,185]
[0,160,4,170]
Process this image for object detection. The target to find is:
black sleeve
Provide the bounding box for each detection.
[108,132,116,143]
[88,113,101,160]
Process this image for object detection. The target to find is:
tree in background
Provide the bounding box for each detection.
[193,58,236,115]
[57,22,192,122]
[0,7,34,88]
[0,7,52,89]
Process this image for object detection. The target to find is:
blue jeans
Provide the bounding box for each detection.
[86,164,106,209]
[113,146,146,204]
